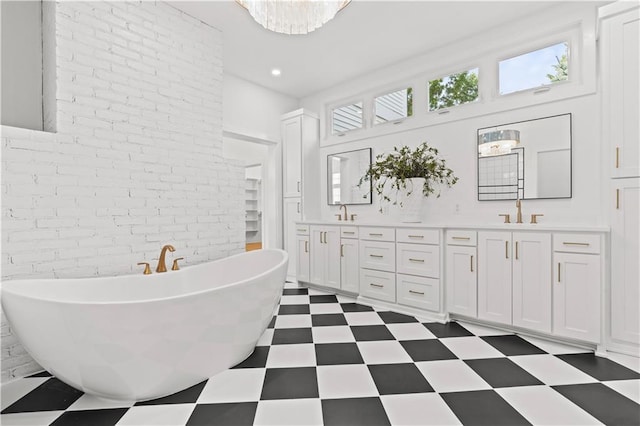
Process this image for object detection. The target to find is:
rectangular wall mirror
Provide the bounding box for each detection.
[328,148,372,205]
[477,113,572,201]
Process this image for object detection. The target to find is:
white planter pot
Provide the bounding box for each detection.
[397,178,425,223]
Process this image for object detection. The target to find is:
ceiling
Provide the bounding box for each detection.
[168,1,573,99]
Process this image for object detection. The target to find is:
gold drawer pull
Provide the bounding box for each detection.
[470,255,474,272]
[616,147,620,168]
[369,254,383,258]
[505,241,509,259]
[304,241,308,253]
[562,242,590,246]
[369,233,383,236]
[452,236,470,240]
[409,258,425,263]
[616,189,620,209]
[558,262,561,283]
[343,231,355,234]
[409,290,424,295]
[408,235,424,239]
[370,283,384,288]
[297,228,307,232]
[340,244,344,257]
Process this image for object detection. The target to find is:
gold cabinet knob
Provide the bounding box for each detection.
[172,257,184,271]
[530,214,544,224]
[137,262,152,275]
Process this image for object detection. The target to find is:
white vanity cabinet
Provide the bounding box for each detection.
[359,227,396,303]
[446,230,477,318]
[295,225,310,283]
[340,226,360,294]
[553,234,602,343]
[477,231,513,325]
[310,225,341,289]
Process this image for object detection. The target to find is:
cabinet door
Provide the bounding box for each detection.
[396,243,440,278]
[611,178,640,344]
[446,245,477,317]
[282,116,302,197]
[512,233,551,333]
[283,198,302,279]
[324,227,341,289]
[359,240,396,272]
[341,239,359,293]
[553,252,601,343]
[478,231,512,325]
[296,235,310,283]
[309,226,324,285]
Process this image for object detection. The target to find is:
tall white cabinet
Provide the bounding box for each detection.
[601,3,640,353]
[281,109,319,280]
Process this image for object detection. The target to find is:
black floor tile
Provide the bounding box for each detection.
[135,380,207,406]
[278,304,310,315]
[465,358,543,388]
[260,367,319,400]
[49,408,129,426]
[315,343,364,365]
[272,327,313,345]
[321,397,391,426]
[267,316,276,329]
[1,378,83,414]
[26,371,53,378]
[553,383,640,426]
[368,363,434,395]
[423,322,473,338]
[312,313,348,327]
[441,390,531,426]
[481,335,546,356]
[400,339,458,362]
[233,346,270,369]
[557,353,640,381]
[350,325,395,341]
[341,303,374,312]
[282,288,308,295]
[310,294,339,304]
[186,402,257,426]
[377,311,419,324]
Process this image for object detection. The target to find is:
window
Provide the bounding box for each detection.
[499,42,569,95]
[374,88,413,124]
[331,101,363,135]
[429,68,479,111]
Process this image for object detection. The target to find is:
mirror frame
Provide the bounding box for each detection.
[327,148,373,206]
[477,113,572,201]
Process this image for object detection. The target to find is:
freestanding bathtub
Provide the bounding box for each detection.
[1,249,288,401]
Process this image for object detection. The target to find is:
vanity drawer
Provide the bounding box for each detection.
[397,274,440,312]
[295,224,309,236]
[360,227,395,242]
[396,243,440,278]
[360,268,396,303]
[341,226,359,239]
[446,230,477,246]
[396,228,439,245]
[359,240,396,272]
[553,233,600,254]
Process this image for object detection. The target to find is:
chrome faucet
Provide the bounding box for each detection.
[515,199,523,224]
[339,204,348,221]
[156,244,175,273]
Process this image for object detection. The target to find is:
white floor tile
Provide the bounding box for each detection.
[607,352,640,373]
[317,365,378,399]
[386,323,437,341]
[312,325,355,343]
[274,314,312,329]
[604,379,640,404]
[519,335,588,355]
[309,303,344,314]
[336,294,357,303]
[115,404,195,426]
[266,344,316,368]
[457,321,513,336]
[257,329,274,346]
[67,394,134,411]
[509,354,597,386]
[416,360,491,393]
[497,385,603,425]
[254,399,323,426]
[357,341,413,364]
[0,411,64,426]
[197,369,265,403]
[440,336,504,359]
[344,311,384,325]
[381,393,462,426]
[279,295,310,305]
[0,378,49,411]
[307,288,331,296]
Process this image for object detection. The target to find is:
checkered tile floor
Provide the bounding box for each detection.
[2,282,640,425]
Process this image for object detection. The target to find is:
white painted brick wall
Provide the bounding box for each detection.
[1,1,243,382]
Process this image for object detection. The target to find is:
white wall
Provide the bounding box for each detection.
[1,1,242,381]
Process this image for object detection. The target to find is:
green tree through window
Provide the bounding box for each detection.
[429,69,479,110]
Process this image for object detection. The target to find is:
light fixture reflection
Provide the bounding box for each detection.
[478,129,520,157]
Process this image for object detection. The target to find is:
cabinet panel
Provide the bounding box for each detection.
[396,228,439,244]
[341,238,359,293]
[396,242,439,278]
[296,235,310,283]
[446,245,477,317]
[283,198,301,279]
[359,240,396,272]
[310,226,340,288]
[360,227,395,242]
[553,233,600,254]
[512,233,551,333]
[478,231,512,325]
[446,230,477,246]
[360,268,396,303]
[397,274,439,312]
[282,116,302,197]
[341,226,358,239]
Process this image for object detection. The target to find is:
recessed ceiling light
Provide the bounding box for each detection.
[271,69,282,76]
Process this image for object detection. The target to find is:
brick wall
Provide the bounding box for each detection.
[1,1,243,381]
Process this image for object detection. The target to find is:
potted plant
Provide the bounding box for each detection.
[359,142,458,219]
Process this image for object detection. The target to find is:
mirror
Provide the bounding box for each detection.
[328,148,372,205]
[477,113,571,201]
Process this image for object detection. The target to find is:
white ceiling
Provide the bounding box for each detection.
[168,1,573,99]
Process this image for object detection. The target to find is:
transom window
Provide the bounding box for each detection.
[499,42,569,95]
[374,88,413,124]
[428,68,479,111]
[331,101,363,135]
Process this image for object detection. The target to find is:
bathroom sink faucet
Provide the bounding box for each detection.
[156,244,175,273]
[339,204,348,221]
[515,199,523,224]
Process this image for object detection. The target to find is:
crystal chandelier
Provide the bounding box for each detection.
[236,0,351,35]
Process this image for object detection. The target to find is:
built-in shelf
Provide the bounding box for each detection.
[245,178,261,234]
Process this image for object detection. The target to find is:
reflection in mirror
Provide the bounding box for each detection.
[328,148,372,205]
[477,113,571,201]
[374,88,413,125]
[332,101,363,135]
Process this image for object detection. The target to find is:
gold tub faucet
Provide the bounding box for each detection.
[339,204,348,221]
[156,244,175,273]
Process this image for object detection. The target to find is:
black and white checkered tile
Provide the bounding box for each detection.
[2,282,640,425]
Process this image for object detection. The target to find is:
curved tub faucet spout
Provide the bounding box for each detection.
[157,244,175,273]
